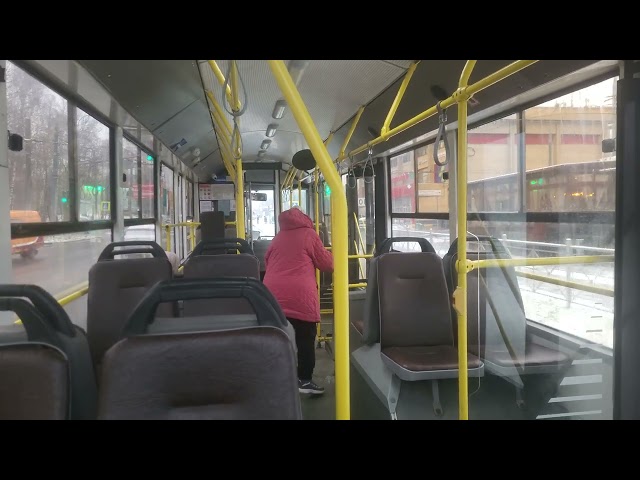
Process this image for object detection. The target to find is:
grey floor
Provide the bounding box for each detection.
[300,340,336,420]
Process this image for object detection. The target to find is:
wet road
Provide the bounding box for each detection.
[11,237,110,297]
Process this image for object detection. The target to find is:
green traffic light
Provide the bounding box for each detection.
[324,184,331,196]
[61,197,68,203]
[97,186,104,192]
[147,155,153,161]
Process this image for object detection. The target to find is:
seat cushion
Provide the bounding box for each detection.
[382,345,482,372]
[483,342,570,368]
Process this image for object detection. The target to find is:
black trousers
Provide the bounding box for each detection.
[287,318,318,381]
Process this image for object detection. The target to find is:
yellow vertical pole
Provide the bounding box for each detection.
[268,60,350,420]
[298,173,302,211]
[315,133,332,340]
[315,169,321,339]
[230,60,245,240]
[236,158,245,239]
[453,60,476,421]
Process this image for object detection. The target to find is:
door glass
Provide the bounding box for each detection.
[251,187,275,239]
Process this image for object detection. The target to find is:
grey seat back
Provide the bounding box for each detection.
[199,211,226,241]
[443,237,526,356]
[252,239,272,277]
[0,343,69,420]
[87,257,173,368]
[362,237,436,345]
[361,257,380,344]
[182,254,261,316]
[98,327,301,420]
[0,284,97,420]
[122,277,290,335]
[225,226,237,239]
[98,278,300,419]
[122,276,296,353]
[377,252,454,350]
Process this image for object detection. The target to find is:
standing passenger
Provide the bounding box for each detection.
[263,207,334,395]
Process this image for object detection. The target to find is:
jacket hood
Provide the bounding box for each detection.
[278,207,314,231]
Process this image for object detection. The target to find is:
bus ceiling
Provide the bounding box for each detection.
[51,60,607,178]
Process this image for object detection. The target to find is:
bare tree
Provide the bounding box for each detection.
[6,62,110,221]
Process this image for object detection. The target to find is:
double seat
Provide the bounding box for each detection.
[354,236,484,418]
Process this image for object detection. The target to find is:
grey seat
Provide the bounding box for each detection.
[252,239,272,280]
[225,226,237,239]
[199,211,226,242]
[97,278,301,420]
[182,254,261,316]
[87,242,173,369]
[358,237,436,345]
[442,236,571,405]
[358,256,379,341]
[0,284,97,420]
[98,327,301,420]
[376,252,483,417]
[0,343,69,420]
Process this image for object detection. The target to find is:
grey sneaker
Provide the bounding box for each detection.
[298,379,325,395]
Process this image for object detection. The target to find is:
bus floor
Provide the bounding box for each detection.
[300,315,335,420]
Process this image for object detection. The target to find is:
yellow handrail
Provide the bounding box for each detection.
[339,106,365,159]
[207,60,236,108]
[14,282,90,325]
[336,60,537,163]
[229,61,245,241]
[268,59,350,420]
[381,61,418,135]
[287,168,298,190]
[470,255,614,270]
[353,212,366,254]
[207,91,237,182]
[515,271,614,297]
[58,284,89,306]
[206,91,234,137]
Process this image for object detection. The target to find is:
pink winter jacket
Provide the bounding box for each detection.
[263,208,333,322]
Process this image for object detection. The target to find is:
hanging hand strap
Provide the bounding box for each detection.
[433,102,450,167]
